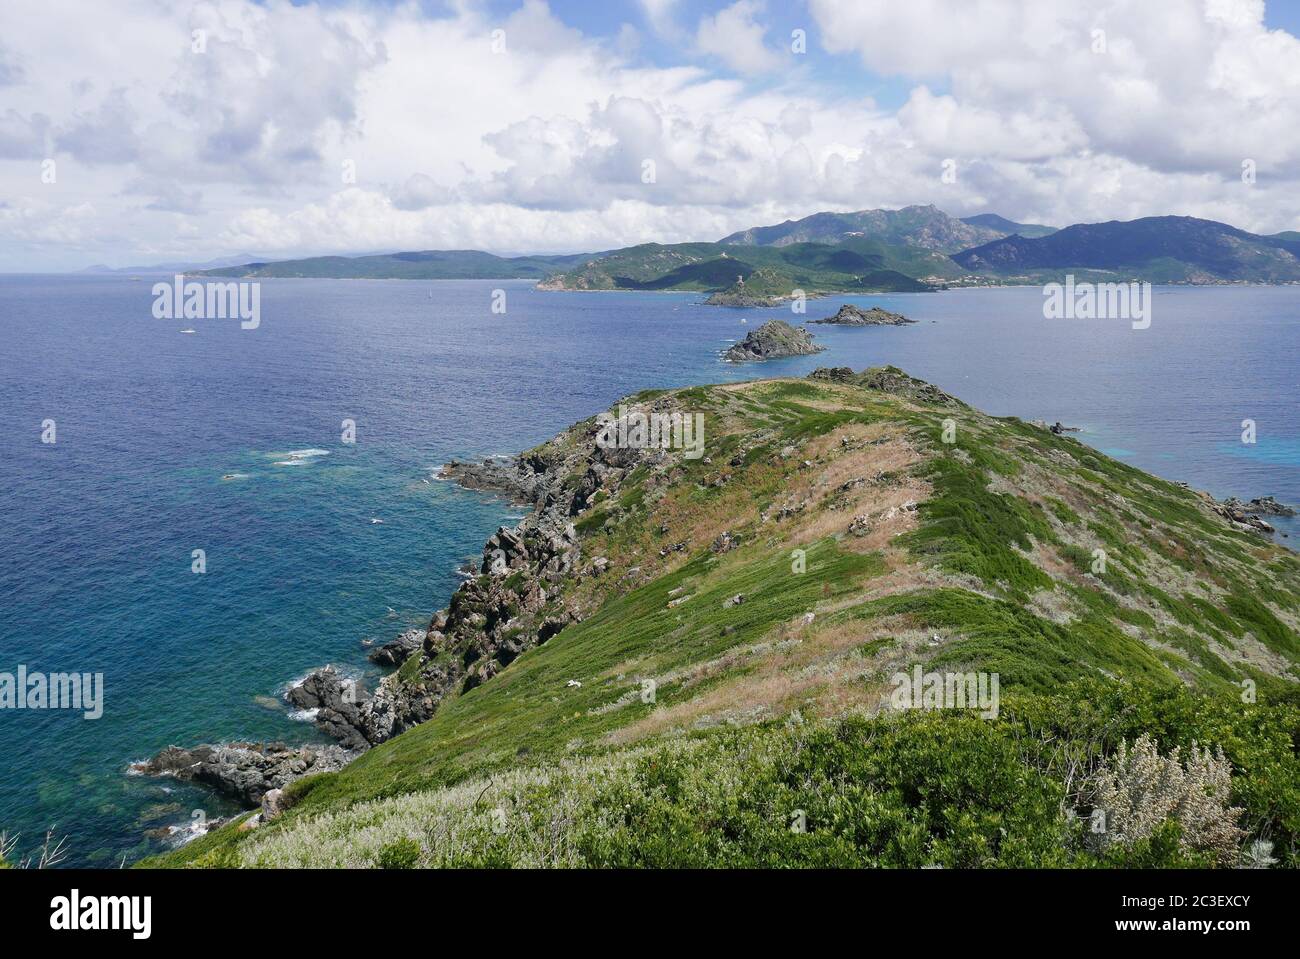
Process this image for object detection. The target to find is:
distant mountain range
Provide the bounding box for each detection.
[716,204,1057,252]
[194,205,1300,294]
[957,213,1058,239]
[201,249,593,280]
[952,216,1300,283]
[718,204,1012,252]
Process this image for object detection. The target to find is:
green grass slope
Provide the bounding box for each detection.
[144,368,1300,869]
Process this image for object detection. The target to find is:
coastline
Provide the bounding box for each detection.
[129,370,1297,849]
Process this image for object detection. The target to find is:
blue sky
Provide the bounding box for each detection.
[1,0,1299,270]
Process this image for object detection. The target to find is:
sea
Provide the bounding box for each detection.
[0,274,1295,865]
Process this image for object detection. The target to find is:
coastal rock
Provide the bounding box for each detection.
[1208,495,1292,534]
[132,742,354,807]
[724,320,825,362]
[347,396,708,742]
[809,304,915,326]
[1030,419,1082,435]
[367,627,424,667]
[1224,496,1295,517]
[286,666,372,751]
[439,455,548,504]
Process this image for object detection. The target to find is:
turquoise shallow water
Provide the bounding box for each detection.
[0,275,1296,865]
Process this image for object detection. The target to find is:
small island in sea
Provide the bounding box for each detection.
[810,304,917,326]
[723,319,825,361]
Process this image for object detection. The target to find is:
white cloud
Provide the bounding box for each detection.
[695,1,783,75]
[808,0,1300,176]
[1,0,1299,270]
[0,109,49,159]
[638,0,681,38]
[56,89,142,164]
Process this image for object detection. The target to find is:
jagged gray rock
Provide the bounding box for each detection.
[285,666,373,750]
[368,627,424,667]
[132,742,354,806]
[724,320,824,362]
[809,304,915,325]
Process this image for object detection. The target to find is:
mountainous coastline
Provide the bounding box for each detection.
[952,216,1300,284]
[198,207,1300,294]
[534,236,946,297]
[144,366,1300,869]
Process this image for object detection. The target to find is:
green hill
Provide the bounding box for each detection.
[194,212,1300,290]
[952,216,1300,283]
[539,237,955,297]
[142,367,1300,870]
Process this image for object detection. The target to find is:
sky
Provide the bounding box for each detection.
[2,0,1300,271]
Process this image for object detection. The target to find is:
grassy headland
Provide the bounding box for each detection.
[141,367,1300,869]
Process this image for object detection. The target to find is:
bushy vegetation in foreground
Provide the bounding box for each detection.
[171,680,1298,869]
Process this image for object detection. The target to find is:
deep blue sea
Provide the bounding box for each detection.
[0,275,1296,866]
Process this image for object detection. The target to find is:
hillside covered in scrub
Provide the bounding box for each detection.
[146,367,1300,869]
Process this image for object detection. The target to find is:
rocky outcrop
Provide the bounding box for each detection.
[724,320,824,362]
[439,454,553,504]
[1225,496,1295,517]
[367,627,423,667]
[809,304,915,325]
[1208,496,1295,535]
[285,666,374,751]
[1211,502,1275,534]
[1030,420,1082,435]
[807,366,856,381]
[131,742,354,806]
[348,396,706,742]
[810,365,963,408]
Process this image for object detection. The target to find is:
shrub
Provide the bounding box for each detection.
[1088,733,1245,866]
[375,837,422,869]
